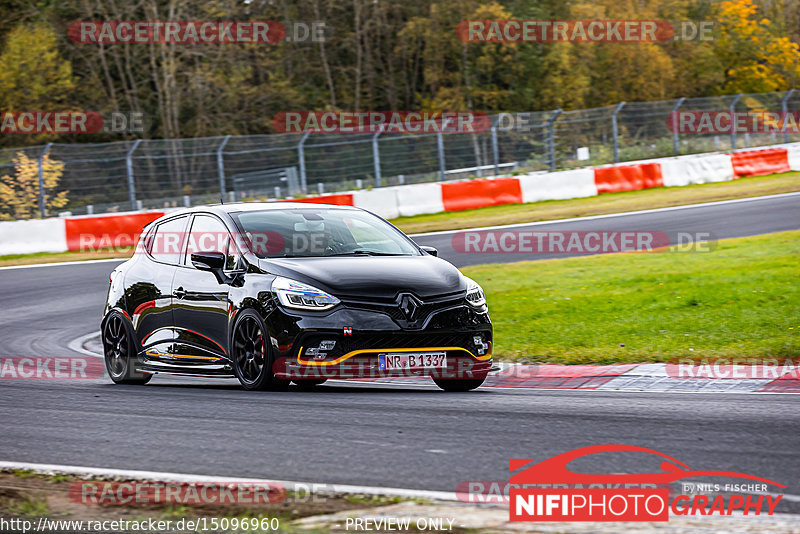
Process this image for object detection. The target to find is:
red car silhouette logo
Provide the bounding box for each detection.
[510,444,785,487]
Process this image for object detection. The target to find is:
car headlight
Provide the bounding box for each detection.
[272,276,340,310]
[464,276,487,309]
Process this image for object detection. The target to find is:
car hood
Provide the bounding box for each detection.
[258,255,465,299]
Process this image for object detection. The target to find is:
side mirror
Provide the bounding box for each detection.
[191,251,226,272]
[420,245,438,257]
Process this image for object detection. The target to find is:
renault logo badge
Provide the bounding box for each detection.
[398,293,422,320]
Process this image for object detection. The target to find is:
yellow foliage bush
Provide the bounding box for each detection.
[0,152,68,220]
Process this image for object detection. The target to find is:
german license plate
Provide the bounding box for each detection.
[379,352,446,371]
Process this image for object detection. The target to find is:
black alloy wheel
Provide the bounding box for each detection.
[232,310,288,390]
[103,311,151,385]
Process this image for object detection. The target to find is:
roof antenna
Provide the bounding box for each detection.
[220,194,224,205]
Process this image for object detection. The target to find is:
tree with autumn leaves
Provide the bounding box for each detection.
[714,0,800,93]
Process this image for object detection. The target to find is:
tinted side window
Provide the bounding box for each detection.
[151,216,188,265]
[185,215,230,266]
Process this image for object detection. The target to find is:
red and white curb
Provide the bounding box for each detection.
[66,332,800,394]
[344,362,800,393]
[487,362,800,393]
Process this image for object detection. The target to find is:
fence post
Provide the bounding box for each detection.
[491,127,499,176]
[782,89,796,144]
[372,124,383,187]
[473,133,483,178]
[729,93,743,150]
[612,102,626,164]
[546,109,562,171]
[297,131,311,193]
[671,97,686,156]
[436,132,446,181]
[37,143,53,218]
[216,135,231,201]
[126,139,142,211]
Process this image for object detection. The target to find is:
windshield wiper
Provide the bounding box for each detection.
[328,250,407,256]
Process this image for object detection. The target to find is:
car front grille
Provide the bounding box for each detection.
[340,292,467,328]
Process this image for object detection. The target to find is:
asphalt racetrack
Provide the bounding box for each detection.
[416,192,800,266]
[1,194,799,511]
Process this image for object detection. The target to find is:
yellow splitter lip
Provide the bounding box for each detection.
[379,351,447,371]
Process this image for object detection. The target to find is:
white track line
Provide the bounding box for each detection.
[0,257,125,271]
[0,461,459,502]
[67,331,104,358]
[410,191,800,237]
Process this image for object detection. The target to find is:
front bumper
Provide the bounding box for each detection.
[265,295,492,381]
[274,343,493,380]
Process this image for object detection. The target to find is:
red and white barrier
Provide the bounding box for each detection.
[728,147,790,178]
[0,218,66,255]
[279,193,353,206]
[658,153,735,186]
[394,183,445,217]
[784,143,800,171]
[64,211,164,252]
[353,188,399,220]
[2,143,798,256]
[594,162,663,193]
[441,177,522,211]
[518,168,597,202]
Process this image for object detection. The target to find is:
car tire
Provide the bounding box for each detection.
[231,309,289,391]
[292,379,328,390]
[432,376,486,392]
[102,311,151,385]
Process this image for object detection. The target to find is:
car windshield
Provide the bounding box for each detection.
[232,208,420,258]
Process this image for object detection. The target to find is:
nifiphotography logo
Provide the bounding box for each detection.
[508,444,785,522]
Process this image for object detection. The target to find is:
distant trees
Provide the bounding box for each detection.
[0,23,75,146]
[0,0,797,145]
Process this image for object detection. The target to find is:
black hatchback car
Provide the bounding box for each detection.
[101,203,493,391]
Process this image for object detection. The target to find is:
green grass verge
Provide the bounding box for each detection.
[463,231,800,364]
[0,248,131,267]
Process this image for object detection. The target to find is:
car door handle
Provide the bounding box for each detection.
[173,287,186,299]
